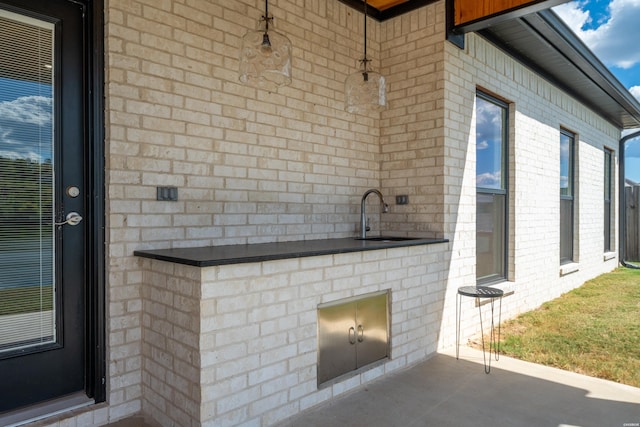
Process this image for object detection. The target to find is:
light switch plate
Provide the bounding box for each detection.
[157,186,178,201]
[396,195,409,205]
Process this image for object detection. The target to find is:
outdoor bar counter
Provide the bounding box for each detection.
[134,236,448,267]
[133,236,450,427]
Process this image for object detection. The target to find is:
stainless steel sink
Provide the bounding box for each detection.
[355,236,421,242]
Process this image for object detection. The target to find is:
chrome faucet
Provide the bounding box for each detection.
[360,189,389,239]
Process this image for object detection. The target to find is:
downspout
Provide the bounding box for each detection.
[619,130,640,269]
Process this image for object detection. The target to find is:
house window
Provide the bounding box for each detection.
[604,149,613,252]
[560,130,575,264]
[476,92,508,283]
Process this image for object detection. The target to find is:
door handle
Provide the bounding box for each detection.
[357,325,364,342]
[348,326,356,345]
[55,212,83,226]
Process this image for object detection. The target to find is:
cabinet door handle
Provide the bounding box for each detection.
[348,326,356,344]
[357,325,364,342]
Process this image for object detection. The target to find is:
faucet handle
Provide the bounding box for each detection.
[365,217,371,232]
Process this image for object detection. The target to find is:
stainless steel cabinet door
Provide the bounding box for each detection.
[317,291,389,385]
[317,300,357,384]
[355,293,389,368]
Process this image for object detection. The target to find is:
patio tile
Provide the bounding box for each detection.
[276,346,640,427]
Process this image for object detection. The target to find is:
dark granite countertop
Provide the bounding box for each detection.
[134,236,449,267]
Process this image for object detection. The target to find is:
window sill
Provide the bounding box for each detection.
[473,280,515,306]
[560,262,579,276]
[603,252,616,261]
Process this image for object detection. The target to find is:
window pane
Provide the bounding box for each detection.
[476,92,508,283]
[604,200,611,252]
[560,132,573,197]
[477,192,505,281]
[604,150,612,252]
[604,151,611,201]
[476,96,505,190]
[560,130,574,263]
[560,198,573,263]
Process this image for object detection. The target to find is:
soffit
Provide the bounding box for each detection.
[479,10,640,129]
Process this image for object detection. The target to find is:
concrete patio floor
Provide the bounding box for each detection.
[275,346,640,427]
[107,346,640,427]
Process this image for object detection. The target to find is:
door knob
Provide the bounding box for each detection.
[55,212,83,226]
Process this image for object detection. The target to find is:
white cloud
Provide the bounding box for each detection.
[476,100,504,144]
[0,96,52,126]
[553,2,593,33]
[630,85,640,102]
[476,172,502,188]
[477,140,489,150]
[0,150,45,162]
[554,0,640,70]
[0,95,52,162]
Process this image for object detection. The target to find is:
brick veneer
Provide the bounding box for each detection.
[139,244,448,426]
[34,0,622,425]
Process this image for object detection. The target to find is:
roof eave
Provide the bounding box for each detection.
[479,9,640,129]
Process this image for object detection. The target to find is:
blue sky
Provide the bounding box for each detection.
[553,0,640,182]
[476,98,505,189]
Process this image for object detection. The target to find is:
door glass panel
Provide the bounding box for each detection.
[0,10,55,354]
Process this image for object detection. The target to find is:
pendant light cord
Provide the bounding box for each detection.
[264,0,270,33]
[361,0,371,79]
[363,0,367,61]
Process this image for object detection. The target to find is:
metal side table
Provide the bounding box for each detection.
[456,286,503,374]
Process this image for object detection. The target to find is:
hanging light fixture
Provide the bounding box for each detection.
[345,0,386,114]
[239,0,292,91]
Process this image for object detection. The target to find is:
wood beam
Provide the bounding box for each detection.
[451,0,570,33]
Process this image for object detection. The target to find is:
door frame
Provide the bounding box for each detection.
[84,0,106,404]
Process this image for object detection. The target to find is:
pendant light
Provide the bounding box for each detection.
[239,0,292,91]
[345,0,386,114]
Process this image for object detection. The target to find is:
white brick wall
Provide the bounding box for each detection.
[378,2,447,239]
[439,32,620,349]
[33,0,624,425]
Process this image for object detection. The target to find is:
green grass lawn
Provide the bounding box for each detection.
[496,267,640,387]
[0,286,53,316]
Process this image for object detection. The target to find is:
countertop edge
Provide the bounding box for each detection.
[134,237,449,267]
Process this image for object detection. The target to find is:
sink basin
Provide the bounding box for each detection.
[356,236,422,242]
